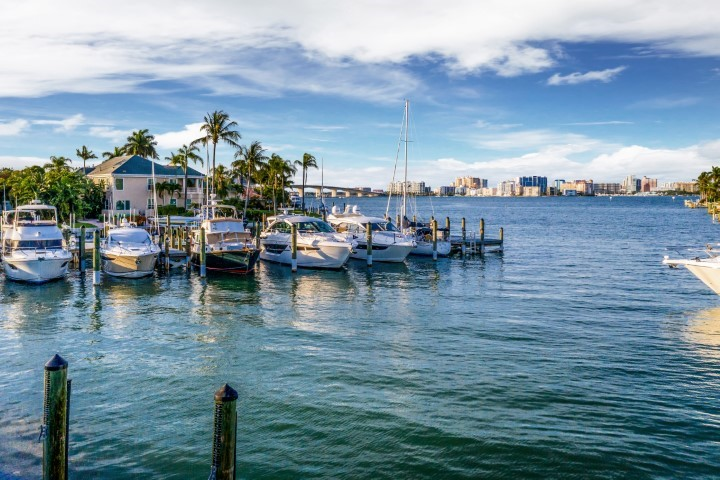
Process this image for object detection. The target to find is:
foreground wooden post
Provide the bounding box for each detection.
[480,218,485,255]
[42,354,70,480]
[499,227,504,252]
[200,227,207,278]
[78,226,86,273]
[185,227,192,267]
[291,224,298,272]
[461,217,466,256]
[93,231,101,285]
[366,222,373,267]
[209,384,238,480]
[432,220,438,261]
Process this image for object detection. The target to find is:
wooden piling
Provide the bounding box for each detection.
[432,219,438,261]
[164,235,170,270]
[499,227,504,252]
[291,224,298,272]
[209,384,238,480]
[366,222,373,267]
[185,227,192,267]
[78,226,86,273]
[92,231,101,285]
[461,217,466,256]
[480,218,485,255]
[200,227,207,278]
[42,354,69,480]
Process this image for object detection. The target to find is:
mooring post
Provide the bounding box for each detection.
[255,221,261,250]
[200,227,207,278]
[445,216,450,244]
[432,219,438,261]
[164,235,170,270]
[499,227,504,252]
[461,217,466,256]
[78,226,86,273]
[291,224,298,272]
[185,227,192,267]
[366,221,373,267]
[396,214,401,228]
[209,384,238,480]
[480,218,485,255]
[41,354,70,480]
[93,230,101,285]
[412,215,416,225]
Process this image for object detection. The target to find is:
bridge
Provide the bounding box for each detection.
[298,185,386,198]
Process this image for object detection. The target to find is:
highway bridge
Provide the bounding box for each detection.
[298,185,386,197]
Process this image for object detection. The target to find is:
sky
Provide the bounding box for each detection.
[1,0,719,189]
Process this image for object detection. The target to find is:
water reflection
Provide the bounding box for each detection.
[0,277,73,332]
[684,307,720,359]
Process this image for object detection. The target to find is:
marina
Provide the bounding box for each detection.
[1,196,719,478]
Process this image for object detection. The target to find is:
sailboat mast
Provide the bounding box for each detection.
[402,99,409,225]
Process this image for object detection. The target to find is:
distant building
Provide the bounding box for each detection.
[553,179,566,195]
[521,186,541,196]
[88,155,205,216]
[622,175,637,194]
[673,181,698,193]
[453,176,488,189]
[640,176,658,192]
[516,176,548,195]
[387,181,428,195]
[594,183,622,195]
[498,180,517,196]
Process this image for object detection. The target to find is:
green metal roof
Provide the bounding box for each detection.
[87,155,204,177]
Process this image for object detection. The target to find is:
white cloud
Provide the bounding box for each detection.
[88,126,131,143]
[33,113,85,132]
[155,123,205,150]
[1,1,720,99]
[0,119,30,136]
[548,66,627,86]
[0,156,48,169]
[630,97,700,109]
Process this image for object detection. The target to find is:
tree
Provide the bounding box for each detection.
[103,146,126,159]
[168,144,203,209]
[233,141,268,217]
[697,171,711,202]
[76,145,97,173]
[44,156,72,172]
[213,165,232,200]
[124,129,158,160]
[192,111,241,195]
[294,153,318,212]
[266,154,294,214]
[155,181,170,205]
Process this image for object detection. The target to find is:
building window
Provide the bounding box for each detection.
[147,178,154,191]
[147,197,155,209]
[115,178,124,190]
[116,200,130,210]
[186,198,192,208]
[169,198,177,206]
[187,178,197,188]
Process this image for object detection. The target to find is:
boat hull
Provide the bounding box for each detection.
[664,257,720,294]
[409,240,452,257]
[2,252,71,283]
[191,248,260,274]
[350,242,414,262]
[102,252,158,278]
[260,241,351,269]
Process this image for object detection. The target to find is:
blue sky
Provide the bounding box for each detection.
[1,0,719,189]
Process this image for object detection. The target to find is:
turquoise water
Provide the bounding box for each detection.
[1,196,719,479]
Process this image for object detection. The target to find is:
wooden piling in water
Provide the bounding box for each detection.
[480,218,485,255]
[366,221,373,267]
[432,219,438,261]
[93,231,101,285]
[164,235,170,270]
[461,217,466,256]
[42,354,70,480]
[78,226,86,273]
[185,227,192,267]
[291,224,298,272]
[209,384,238,480]
[200,227,207,278]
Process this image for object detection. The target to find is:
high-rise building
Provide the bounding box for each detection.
[516,176,548,195]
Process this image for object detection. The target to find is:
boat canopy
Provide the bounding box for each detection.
[108,229,152,245]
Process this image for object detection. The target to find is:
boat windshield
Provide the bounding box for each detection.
[6,239,63,250]
[15,208,56,224]
[296,220,335,233]
[108,230,152,245]
[370,222,398,232]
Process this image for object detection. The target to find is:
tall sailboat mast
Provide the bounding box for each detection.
[402,99,409,225]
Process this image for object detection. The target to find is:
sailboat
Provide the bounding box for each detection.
[387,100,451,257]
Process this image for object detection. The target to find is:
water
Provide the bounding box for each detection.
[1,196,720,479]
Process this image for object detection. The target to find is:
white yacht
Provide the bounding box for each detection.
[101,219,160,278]
[1,202,72,283]
[190,204,260,274]
[664,246,720,294]
[327,205,414,262]
[405,220,452,257]
[260,214,354,269]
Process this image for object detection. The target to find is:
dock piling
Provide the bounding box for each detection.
[480,218,486,255]
[200,227,207,278]
[291,224,298,272]
[42,354,70,480]
[92,231,101,285]
[78,226,86,273]
[432,220,438,261]
[461,218,466,256]
[366,222,373,267]
[209,384,238,480]
[185,227,192,268]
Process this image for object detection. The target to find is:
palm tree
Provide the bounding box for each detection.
[213,165,232,199]
[266,154,290,214]
[697,171,711,202]
[103,146,126,159]
[44,156,72,171]
[294,153,318,212]
[191,111,241,195]
[233,141,268,217]
[155,181,170,206]
[76,145,97,173]
[168,144,203,209]
[280,158,297,207]
[124,129,158,160]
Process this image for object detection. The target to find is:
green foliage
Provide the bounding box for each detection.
[157,205,196,216]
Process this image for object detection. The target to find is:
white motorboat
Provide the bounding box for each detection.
[190,203,260,274]
[664,246,720,294]
[1,202,72,283]
[405,221,452,257]
[260,214,354,269]
[101,220,160,278]
[327,205,414,262]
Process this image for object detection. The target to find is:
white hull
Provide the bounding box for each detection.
[351,242,414,262]
[102,252,158,278]
[664,257,720,294]
[260,241,351,269]
[410,240,452,257]
[2,252,71,283]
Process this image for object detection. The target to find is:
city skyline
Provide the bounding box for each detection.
[1,1,719,189]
